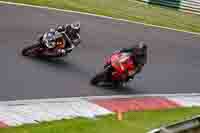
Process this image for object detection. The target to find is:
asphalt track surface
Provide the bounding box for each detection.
[0,3,200,101]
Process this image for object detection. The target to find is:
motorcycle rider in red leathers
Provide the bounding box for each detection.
[107,42,147,81]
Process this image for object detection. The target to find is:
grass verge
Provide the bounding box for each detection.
[2,0,200,33]
[0,107,200,133]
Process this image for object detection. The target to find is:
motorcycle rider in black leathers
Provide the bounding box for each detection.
[56,22,81,48]
[38,22,81,57]
[117,42,147,81]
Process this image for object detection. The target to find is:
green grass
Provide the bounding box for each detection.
[0,107,200,133]
[3,0,200,33]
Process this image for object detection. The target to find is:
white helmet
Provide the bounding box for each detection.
[71,21,80,30]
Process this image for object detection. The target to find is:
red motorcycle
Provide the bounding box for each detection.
[91,51,136,87]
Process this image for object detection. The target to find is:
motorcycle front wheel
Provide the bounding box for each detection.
[90,71,107,86]
[22,43,41,57]
[90,65,113,86]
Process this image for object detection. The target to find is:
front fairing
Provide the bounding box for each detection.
[105,52,135,81]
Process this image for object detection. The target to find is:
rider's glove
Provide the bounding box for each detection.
[57,49,66,54]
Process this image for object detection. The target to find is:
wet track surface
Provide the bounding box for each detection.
[0,4,200,101]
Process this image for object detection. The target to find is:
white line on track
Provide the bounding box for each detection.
[0,1,200,36]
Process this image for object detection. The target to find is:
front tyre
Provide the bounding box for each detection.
[22,44,41,57]
[90,71,107,86]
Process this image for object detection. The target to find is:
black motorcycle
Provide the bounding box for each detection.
[22,24,81,58]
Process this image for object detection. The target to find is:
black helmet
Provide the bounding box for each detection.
[134,42,147,55]
[138,42,147,49]
[71,21,80,30]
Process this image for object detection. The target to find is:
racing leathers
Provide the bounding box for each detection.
[116,44,147,81]
[38,23,80,57]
